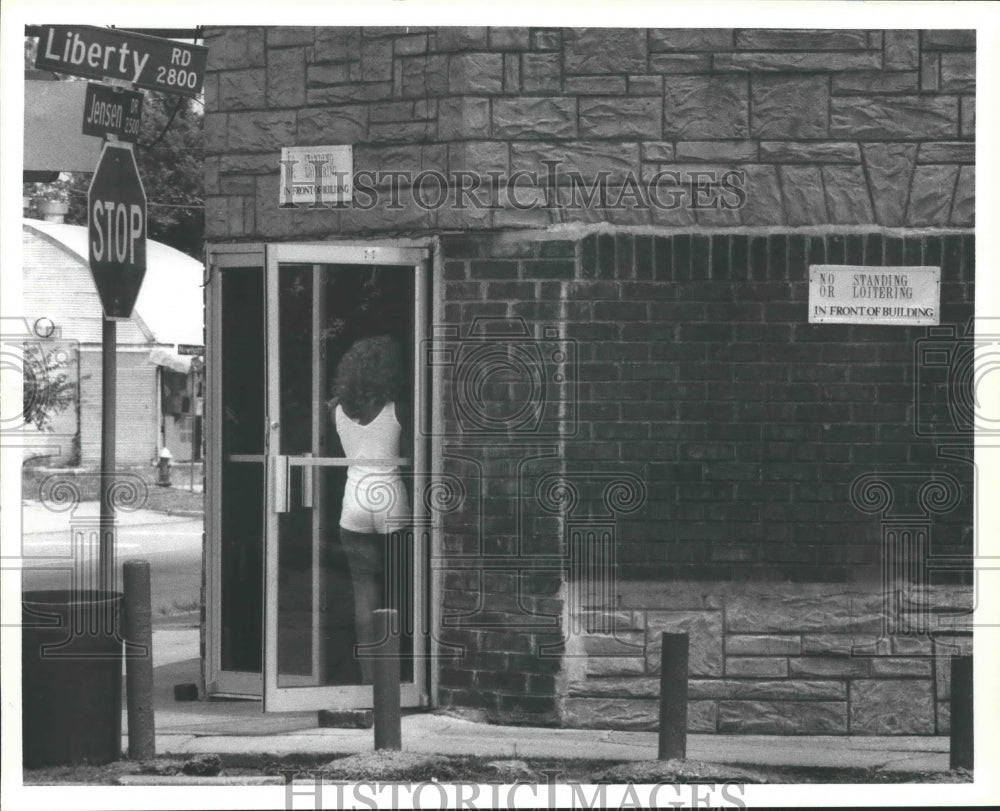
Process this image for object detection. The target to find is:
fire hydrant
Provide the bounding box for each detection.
[156,447,173,487]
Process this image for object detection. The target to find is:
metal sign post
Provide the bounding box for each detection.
[99,317,116,592]
[178,345,204,491]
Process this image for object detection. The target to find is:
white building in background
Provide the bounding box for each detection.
[22,218,204,466]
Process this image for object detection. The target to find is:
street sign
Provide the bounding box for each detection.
[82,83,144,143]
[177,344,205,356]
[88,142,147,319]
[35,25,207,98]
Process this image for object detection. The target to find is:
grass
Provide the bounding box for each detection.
[22,462,203,515]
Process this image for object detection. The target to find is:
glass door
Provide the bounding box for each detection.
[263,244,429,711]
[206,245,267,697]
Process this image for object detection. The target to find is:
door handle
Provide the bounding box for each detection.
[272,455,290,513]
[302,453,314,509]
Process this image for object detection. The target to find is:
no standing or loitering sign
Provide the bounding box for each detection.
[808,266,941,326]
[88,142,147,319]
[35,25,207,98]
[279,145,354,207]
[82,82,143,142]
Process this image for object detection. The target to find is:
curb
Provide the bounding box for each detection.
[160,509,204,518]
[116,775,285,786]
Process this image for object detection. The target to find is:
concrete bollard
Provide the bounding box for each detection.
[124,560,156,760]
[657,632,689,761]
[372,608,401,751]
[949,654,973,770]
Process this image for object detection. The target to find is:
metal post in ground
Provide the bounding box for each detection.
[950,654,973,770]
[99,317,116,592]
[372,608,401,751]
[657,632,689,761]
[124,560,156,759]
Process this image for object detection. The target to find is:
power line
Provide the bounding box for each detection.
[149,201,205,210]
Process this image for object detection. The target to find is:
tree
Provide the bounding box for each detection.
[130,92,205,259]
[22,341,76,433]
[23,36,205,259]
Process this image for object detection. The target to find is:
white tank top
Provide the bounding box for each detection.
[334,402,409,534]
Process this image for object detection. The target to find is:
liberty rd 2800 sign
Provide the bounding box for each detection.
[35,25,207,98]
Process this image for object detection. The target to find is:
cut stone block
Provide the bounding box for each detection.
[726,634,801,656]
[646,611,724,677]
[663,75,749,139]
[689,679,846,701]
[788,656,871,678]
[564,28,648,74]
[568,677,660,698]
[907,165,960,226]
[862,143,918,227]
[849,679,934,735]
[725,657,789,677]
[727,591,885,634]
[751,75,829,139]
[718,700,847,734]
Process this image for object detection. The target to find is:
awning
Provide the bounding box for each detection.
[149,348,192,374]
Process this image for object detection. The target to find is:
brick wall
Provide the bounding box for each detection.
[434,228,974,727]
[439,230,974,580]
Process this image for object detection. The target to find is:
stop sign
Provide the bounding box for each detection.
[88,142,147,319]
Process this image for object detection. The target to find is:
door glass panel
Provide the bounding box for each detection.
[219,267,265,673]
[278,264,313,455]
[221,268,265,455]
[275,263,415,689]
[220,460,263,672]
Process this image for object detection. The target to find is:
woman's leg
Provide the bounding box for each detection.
[339,527,385,684]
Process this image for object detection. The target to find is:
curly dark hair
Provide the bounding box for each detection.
[332,336,405,422]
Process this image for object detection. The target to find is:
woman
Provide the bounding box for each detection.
[329,336,410,684]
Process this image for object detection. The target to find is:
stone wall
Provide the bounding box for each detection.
[203,27,976,732]
[564,582,972,735]
[203,26,974,239]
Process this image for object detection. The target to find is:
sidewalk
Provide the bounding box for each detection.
[145,628,951,773]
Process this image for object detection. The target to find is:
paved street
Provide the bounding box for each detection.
[19,500,203,620]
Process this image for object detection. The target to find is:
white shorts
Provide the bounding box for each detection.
[339,471,410,535]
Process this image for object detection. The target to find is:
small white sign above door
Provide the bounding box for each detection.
[809,265,941,326]
[279,145,353,207]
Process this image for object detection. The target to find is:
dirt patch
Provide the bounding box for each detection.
[482,759,538,781]
[22,753,974,786]
[594,759,771,784]
[316,751,458,781]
